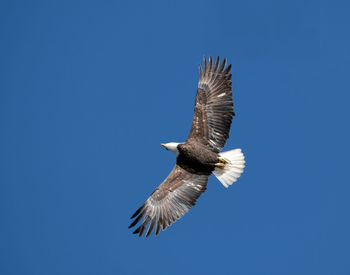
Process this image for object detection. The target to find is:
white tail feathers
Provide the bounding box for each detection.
[213,149,245,188]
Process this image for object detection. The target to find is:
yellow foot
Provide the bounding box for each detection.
[218,157,227,164]
[215,162,225,168]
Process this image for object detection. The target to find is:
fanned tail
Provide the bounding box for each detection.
[213,149,245,188]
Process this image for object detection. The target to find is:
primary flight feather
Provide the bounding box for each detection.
[129,56,245,237]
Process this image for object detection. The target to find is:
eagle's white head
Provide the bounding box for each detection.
[161,142,180,156]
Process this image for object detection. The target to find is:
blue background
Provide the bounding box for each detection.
[1,0,349,274]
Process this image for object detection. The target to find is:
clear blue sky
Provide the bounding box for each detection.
[1,0,349,274]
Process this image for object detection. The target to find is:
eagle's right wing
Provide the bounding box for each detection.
[187,56,234,153]
[129,165,209,237]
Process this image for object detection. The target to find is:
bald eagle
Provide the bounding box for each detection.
[129,56,245,237]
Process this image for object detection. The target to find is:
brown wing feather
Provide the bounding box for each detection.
[187,56,234,153]
[129,165,209,237]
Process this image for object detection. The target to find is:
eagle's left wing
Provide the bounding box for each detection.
[187,56,234,153]
[129,165,209,237]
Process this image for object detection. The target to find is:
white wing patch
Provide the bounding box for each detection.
[217,92,226,97]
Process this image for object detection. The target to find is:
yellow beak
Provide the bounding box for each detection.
[161,143,166,148]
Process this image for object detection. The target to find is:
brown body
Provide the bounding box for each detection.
[177,142,218,175]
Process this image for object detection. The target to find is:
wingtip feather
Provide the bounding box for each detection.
[224,64,232,74]
[130,205,143,219]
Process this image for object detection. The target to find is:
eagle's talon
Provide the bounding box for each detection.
[218,157,227,164]
[215,162,225,168]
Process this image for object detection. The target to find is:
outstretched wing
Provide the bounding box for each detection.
[187,56,234,153]
[129,165,209,237]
